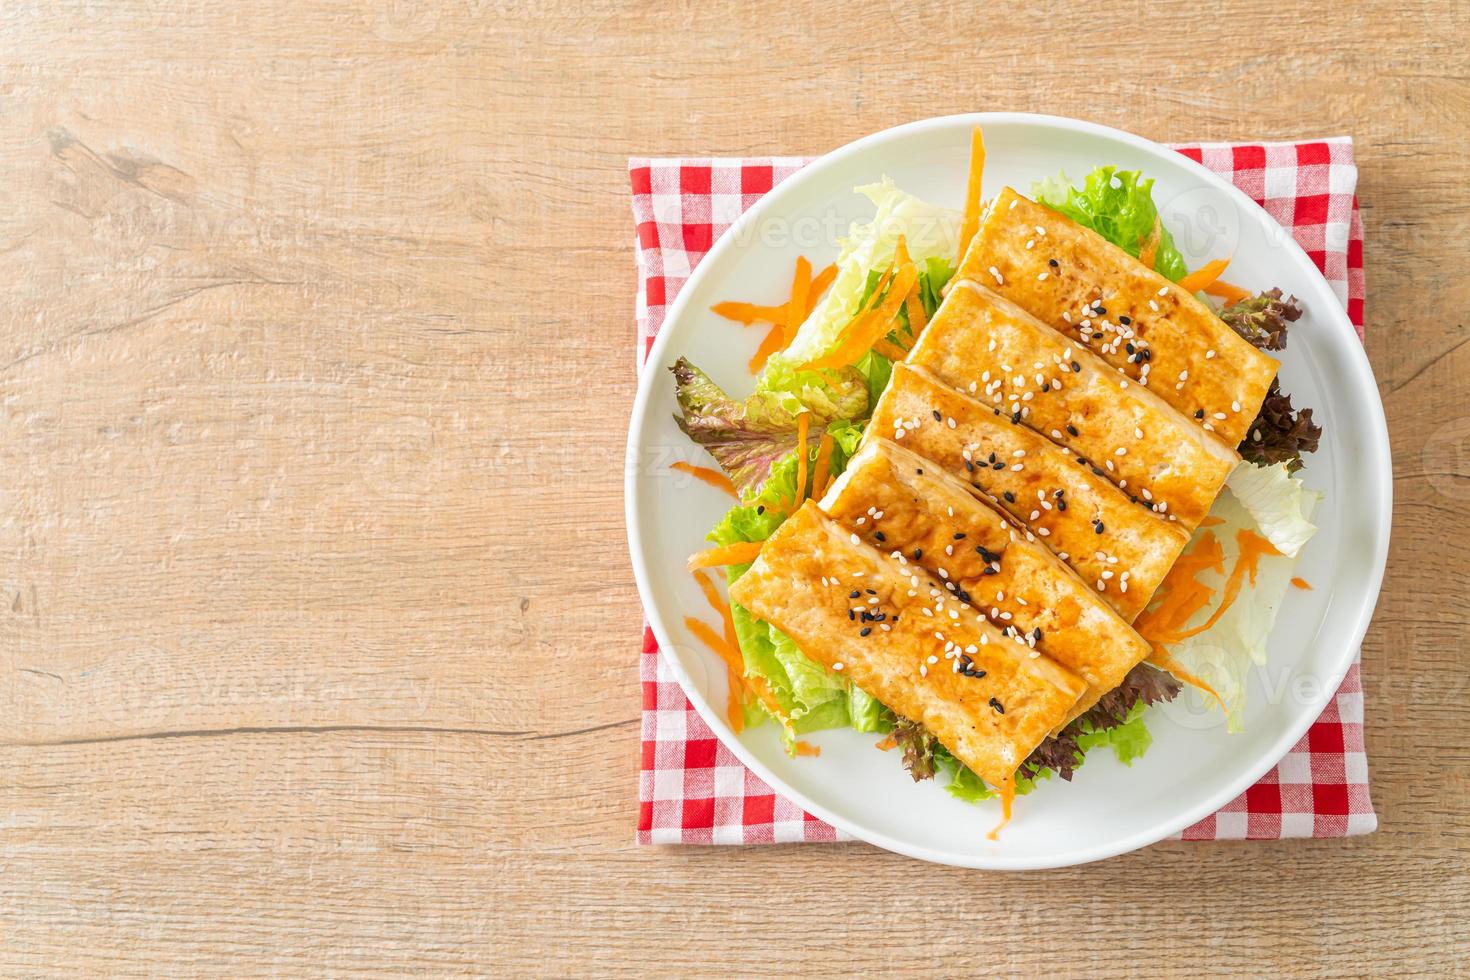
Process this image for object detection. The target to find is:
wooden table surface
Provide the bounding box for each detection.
[2,1,1467,974]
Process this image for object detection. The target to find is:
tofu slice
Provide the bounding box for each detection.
[729,501,1085,791]
[821,438,1151,725]
[960,187,1278,446]
[868,361,1190,622]
[910,278,1239,531]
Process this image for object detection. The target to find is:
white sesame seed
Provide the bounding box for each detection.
[833,662,844,671]
[989,265,1004,285]
[1035,225,1045,236]
[927,655,938,665]
[1051,429,1062,438]
[1213,412,1227,420]
[1135,427,1144,439]
[1115,447,1127,456]
[1149,300,1159,312]
[1206,349,1217,359]
[1057,551,1068,560]
[1010,463,1023,471]
[1038,527,1050,536]
[1009,199,1019,210]
[1030,510,1040,520]
[1012,449,1026,458]
[1038,272,1049,281]
[1158,286,1168,296]
[850,533,860,544]
[1142,488,1153,501]
[920,664,928,677]
[1096,580,1106,591]
[1025,239,1035,250]
[1232,401,1242,413]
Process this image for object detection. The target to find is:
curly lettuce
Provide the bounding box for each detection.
[1033,167,1189,282]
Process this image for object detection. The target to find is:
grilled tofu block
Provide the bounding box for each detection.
[959,186,1277,446]
[729,501,1085,791]
[867,362,1190,622]
[910,278,1239,530]
[821,438,1152,724]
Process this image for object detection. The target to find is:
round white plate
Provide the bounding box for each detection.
[624,113,1391,869]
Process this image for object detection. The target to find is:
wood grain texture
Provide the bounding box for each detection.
[1,0,1467,974]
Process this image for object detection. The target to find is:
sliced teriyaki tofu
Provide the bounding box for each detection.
[959,186,1277,446]
[729,501,1085,801]
[820,438,1151,725]
[867,362,1190,622]
[910,277,1239,530]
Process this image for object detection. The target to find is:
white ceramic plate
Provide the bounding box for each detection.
[624,113,1390,869]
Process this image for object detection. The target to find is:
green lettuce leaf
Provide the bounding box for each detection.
[1033,167,1189,282]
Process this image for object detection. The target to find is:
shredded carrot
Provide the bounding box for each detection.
[1199,516,1226,528]
[809,432,836,502]
[894,234,912,268]
[956,126,986,267]
[1178,257,1232,294]
[684,614,786,722]
[683,615,747,731]
[692,569,738,650]
[1148,649,1228,715]
[801,261,919,371]
[785,256,812,348]
[986,771,1015,841]
[873,338,910,361]
[807,264,837,307]
[1204,279,1252,305]
[687,540,763,570]
[1171,529,1279,640]
[710,300,788,326]
[793,741,821,757]
[748,323,786,373]
[793,412,811,507]
[874,733,898,751]
[1291,576,1312,590]
[1139,216,1161,270]
[671,461,737,498]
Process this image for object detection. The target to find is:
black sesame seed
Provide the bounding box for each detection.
[953,532,967,540]
[1011,410,1022,424]
[1092,331,1103,340]
[1118,315,1132,325]
[989,697,1006,714]
[1094,521,1106,534]
[859,627,872,637]
[932,409,942,422]
[874,531,886,542]
[1125,343,1135,355]
[866,588,877,595]
[916,468,924,475]
[992,461,1005,470]
[1053,489,1065,498]
[849,590,861,599]
[1048,258,1059,268]
[983,566,998,576]
[1066,424,1079,436]
[1094,306,1107,315]
[1195,409,1205,420]
[1071,361,1081,372]
[1057,500,1067,511]
[1003,491,1016,503]
[988,452,997,463]
[965,460,975,472]
[912,549,923,559]
[1092,466,1105,477]
[1032,627,1042,642]
[848,609,856,621]
[757,505,765,515]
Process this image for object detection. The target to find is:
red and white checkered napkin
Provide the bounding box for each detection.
[631,139,1374,845]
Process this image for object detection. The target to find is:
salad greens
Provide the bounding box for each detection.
[673,161,1325,806]
[1033,167,1189,282]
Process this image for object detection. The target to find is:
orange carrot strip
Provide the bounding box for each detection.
[1178,257,1232,293]
[710,300,788,326]
[691,569,738,649]
[894,234,911,267]
[793,412,811,507]
[670,461,737,498]
[1139,216,1161,270]
[793,741,821,757]
[807,264,837,310]
[785,256,812,347]
[874,733,898,751]
[748,323,786,373]
[801,262,920,371]
[1148,648,1228,715]
[1169,529,1280,641]
[808,432,836,502]
[687,540,763,570]
[1204,279,1253,305]
[1199,516,1226,528]
[1291,576,1312,590]
[956,126,986,267]
[873,338,910,361]
[683,615,748,730]
[903,283,929,339]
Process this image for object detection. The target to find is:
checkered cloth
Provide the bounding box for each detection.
[632,138,1374,845]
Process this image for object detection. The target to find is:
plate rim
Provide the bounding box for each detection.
[623,111,1392,869]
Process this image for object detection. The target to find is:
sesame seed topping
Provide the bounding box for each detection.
[989,265,1004,285]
